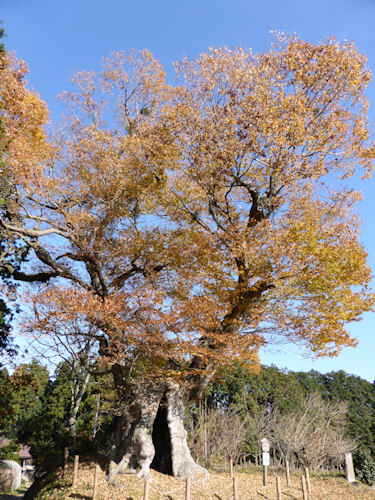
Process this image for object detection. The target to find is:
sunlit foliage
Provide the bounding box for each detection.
[1,36,374,385]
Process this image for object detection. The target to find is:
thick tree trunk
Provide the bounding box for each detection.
[108,368,208,482]
[165,382,208,479]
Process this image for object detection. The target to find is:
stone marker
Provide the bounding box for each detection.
[0,460,22,492]
[345,452,356,483]
[0,468,12,493]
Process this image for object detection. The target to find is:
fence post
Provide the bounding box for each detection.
[143,478,150,500]
[230,456,234,478]
[64,447,69,472]
[304,466,311,495]
[185,476,191,500]
[301,475,308,500]
[286,459,290,487]
[233,477,238,500]
[92,464,99,500]
[72,455,79,488]
[276,476,281,500]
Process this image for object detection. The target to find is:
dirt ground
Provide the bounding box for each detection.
[35,462,375,500]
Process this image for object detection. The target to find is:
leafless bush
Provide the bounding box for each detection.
[188,405,249,467]
[272,393,357,469]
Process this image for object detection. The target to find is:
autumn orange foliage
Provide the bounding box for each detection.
[1,36,374,383]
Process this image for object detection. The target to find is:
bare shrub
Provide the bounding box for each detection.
[272,393,357,469]
[188,406,248,467]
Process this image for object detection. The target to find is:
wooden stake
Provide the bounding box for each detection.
[230,456,234,478]
[286,459,290,487]
[304,466,311,495]
[143,478,150,500]
[72,455,79,488]
[276,476,281,500]
[63,447,69,472]
[92,464,99,500]
[233,477,238,500]
[203,398,208,463]
[301,475,308,500]
[185,477,191,500]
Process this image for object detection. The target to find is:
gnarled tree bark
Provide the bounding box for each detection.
[108,366,208,482]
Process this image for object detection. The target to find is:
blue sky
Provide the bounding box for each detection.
[1,0,375,381]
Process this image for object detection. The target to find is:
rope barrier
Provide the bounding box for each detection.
[149,481,186,496]
[190,473,209,487]
[210,477,234,500]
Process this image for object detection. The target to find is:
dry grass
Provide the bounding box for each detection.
[36,462,375,500]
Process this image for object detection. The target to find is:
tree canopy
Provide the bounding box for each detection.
[1,35,374,388]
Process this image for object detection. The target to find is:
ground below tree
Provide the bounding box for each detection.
[28,460,375,499]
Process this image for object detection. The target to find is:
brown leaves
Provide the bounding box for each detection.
[4,38,375,381]
[0,53,52,186]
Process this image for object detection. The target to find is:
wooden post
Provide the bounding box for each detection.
[143,478,150,500]
[285,459,290,487]
[72,455,79,488]
[301,475,308,500]
[304,466,311,495]
[64,447,69,471]
[276,476,281,500]
[92,464,99,500]
[230,456,234,478]
[203,399,208,464]
[185,476,191,500]
[233,477,238,500]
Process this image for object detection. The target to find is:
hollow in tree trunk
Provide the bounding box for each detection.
[108,371,208,482]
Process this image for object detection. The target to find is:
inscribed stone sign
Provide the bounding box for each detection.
[345,452,356,483]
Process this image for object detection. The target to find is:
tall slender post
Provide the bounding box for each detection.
[233,477,238,500]
[203,398,208,463]
[263,464,267,487]
[304,466,311,495]
[286,459,290,487]
[200,400,204,462]
[276,476,282,500]
[92,464,99,500]
[345,452,356,483]
[143,478,150,500]
[185,477,191,500]
[72,455,79,488]
[301,475,308,500]
[261,438,270,488]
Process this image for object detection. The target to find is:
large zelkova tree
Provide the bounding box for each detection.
[1,35,375,480]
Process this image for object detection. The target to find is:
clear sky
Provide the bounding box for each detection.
[1,0,375,382]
